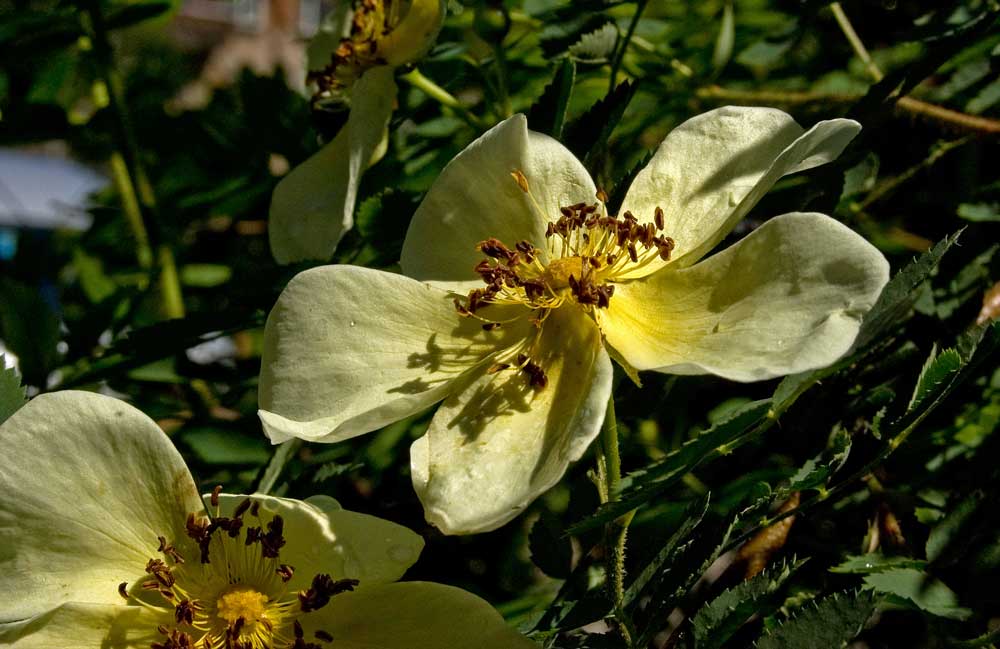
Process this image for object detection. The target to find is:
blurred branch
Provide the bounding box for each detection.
[855,136,973,212]
[81,0,185,319]
[830,2,883,82]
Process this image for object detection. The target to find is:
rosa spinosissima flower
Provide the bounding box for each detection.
[258,107,891,535]
[269,0,446,264]
[0,391,536,649]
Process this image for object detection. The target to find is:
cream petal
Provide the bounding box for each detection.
[269,66,397,264]
[214,494,423,591]
[0,602,164,649]
[379,0,447,67]
[0,391,202,621]
[412,307,612,534]
[301,582,538,648]
[619,107,860,275]
[400,114,598,285]
[601,212,890,381]
[258,265,532,444]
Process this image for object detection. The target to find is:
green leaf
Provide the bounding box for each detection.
[966,77,1000,114]
[529,513,574,579]
[926,491,982,565]
[181,426,271,465]
[567,400,771,534]
[711,2,735,73]
[692,558,805,649]
[180,264,232,288]
[569,23,618,63]
[830,554,928,574]
[786,425,852,492]
[624,495,712,609]
[907,345,962,414]
[854,230,962,349]
[957,202,1000,222]
[0,278,61,386]
[863,568,971,620]
[0,358,26,426]
[539,12,610,58]
[527,58,576,139]
[755,590,878,649]
[563,80,637,166]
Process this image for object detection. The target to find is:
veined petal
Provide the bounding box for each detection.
[401,114,597,285]
[412,307,612,534]
[214,494,423,591]
[0,391,202,621]
[379,0,447,67]
[269,66,397,264]
[0,602,164,648]
[601,213,889,381]
[301,582,538,648]
[259,265,532,444]
[619,107,860,275]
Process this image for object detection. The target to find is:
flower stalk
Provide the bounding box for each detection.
[401,68,486,129]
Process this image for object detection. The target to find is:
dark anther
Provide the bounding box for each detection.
[654,206,665,230]
[299,574,360,612]
[627,243,638,263]
[487,362,510,374]
[158,536,185,564]
[145,558,175,587]
[596,188,608,203]
[249,501,261,517]
[245,526,262,546]
[117,582,129,600]
[277,564,295,582]
[233,498,252,519]
[211,485,223,507]
[185,513,213,564]
[231,616,245,637]
[175,599,196,625]
[152,628,194,649]
[315,630,334,642]
[260,515,287,558]
[482,322,501,331]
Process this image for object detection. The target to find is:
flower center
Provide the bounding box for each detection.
[453,169,675,391]
[118,488,359,649]
[216,587,269,625]
[310,0,403,102]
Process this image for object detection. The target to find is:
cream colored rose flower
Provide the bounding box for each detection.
[0,391,535,649]
[258,108,890,535]
[269,0,446,264]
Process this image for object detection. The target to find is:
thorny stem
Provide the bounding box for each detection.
[400,68,486,129]
[598,395,636,646]
[829,2,883,82]
[609,0,650,92]
[83,0,185,319]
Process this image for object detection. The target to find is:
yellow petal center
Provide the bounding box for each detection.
[216,586,269,625]
[542,256,585,290]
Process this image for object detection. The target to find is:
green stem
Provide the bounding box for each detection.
[599,395,636,646]
[829,2,883,82]
[400,68,485,129]
[609,0,649,92]
[492,41,513,118]
[83,0,185,319]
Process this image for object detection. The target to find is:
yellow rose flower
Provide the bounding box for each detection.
[270,0,446,264]
[0,391,535,649]
[258,108,890,535]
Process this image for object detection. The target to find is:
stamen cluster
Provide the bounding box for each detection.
[452,169,676,392]
[117,487,359,649]
[309,0,391,102]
